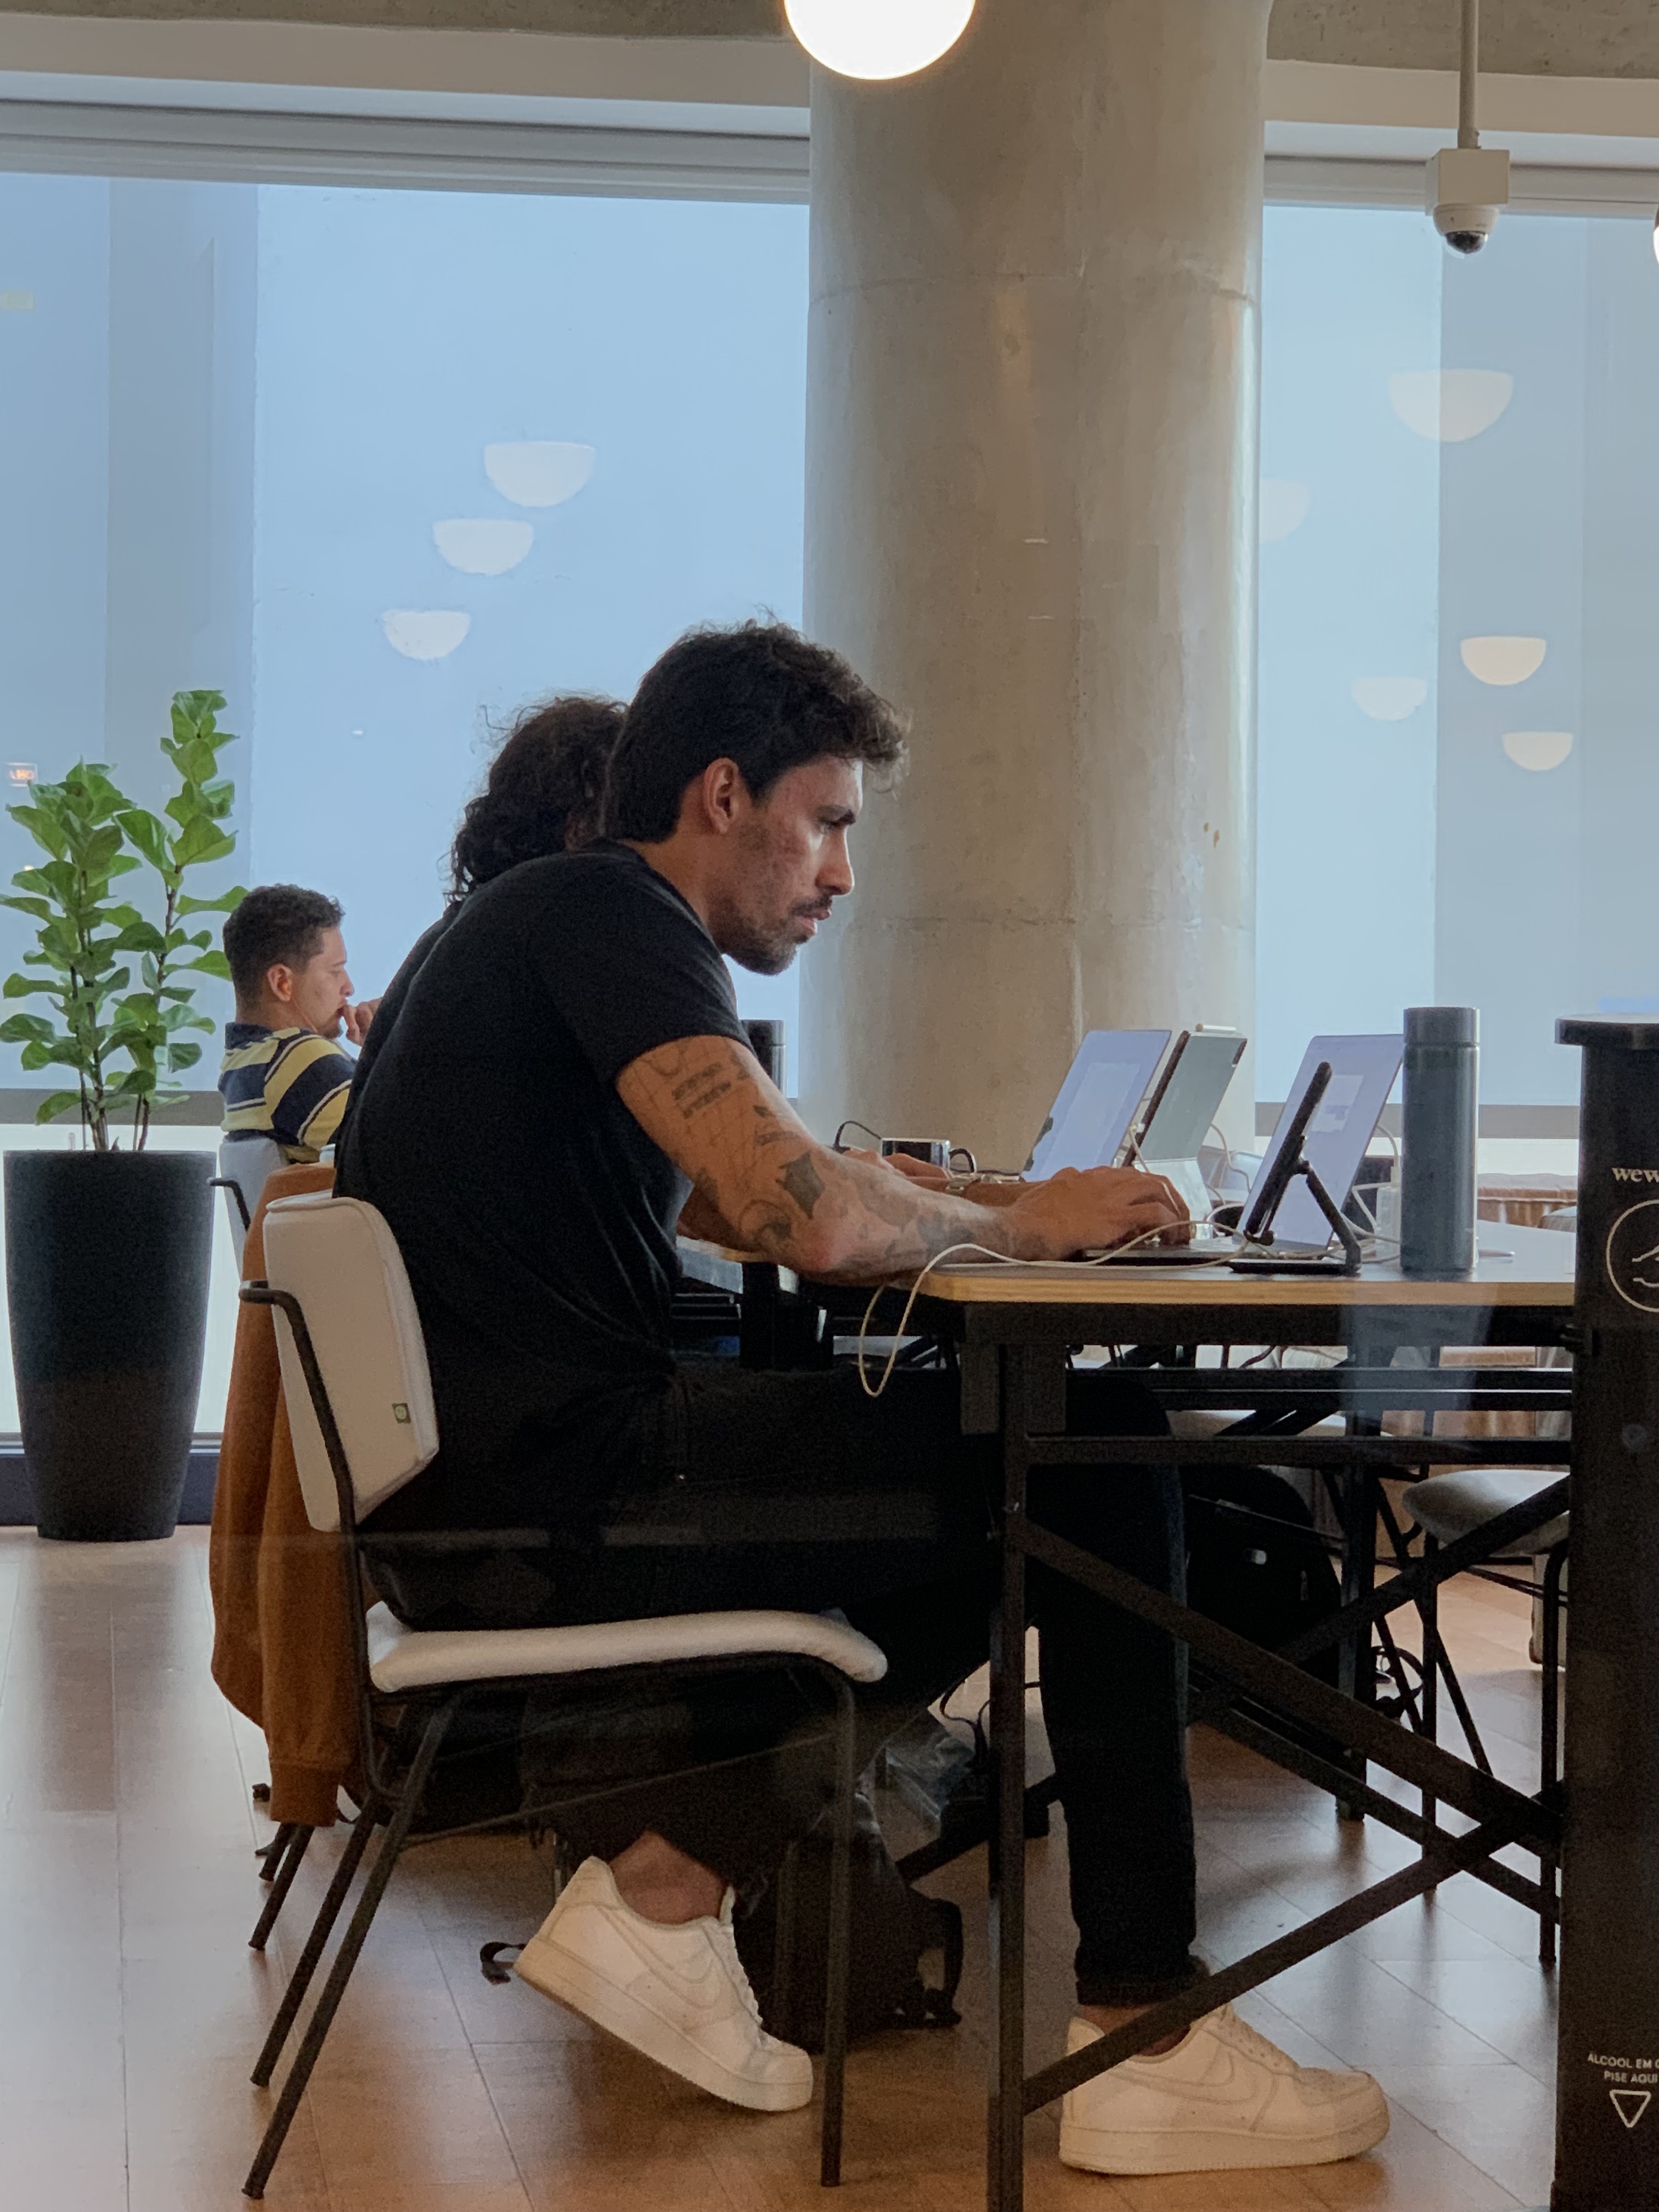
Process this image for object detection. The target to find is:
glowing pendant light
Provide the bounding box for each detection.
[785,0,975,82]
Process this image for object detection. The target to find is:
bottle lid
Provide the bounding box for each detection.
[1405,1005,1477,1046]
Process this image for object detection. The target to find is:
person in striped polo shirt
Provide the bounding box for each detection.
[218,885,377,1164]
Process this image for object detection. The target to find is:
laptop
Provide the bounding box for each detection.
[1134,1029,1249,1220]
[1093,1029,1252,1263]
[1238,1032,1404,1257]
[1024,1029,1170,1179]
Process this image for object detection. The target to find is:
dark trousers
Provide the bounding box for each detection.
[367,1364,1198,2007]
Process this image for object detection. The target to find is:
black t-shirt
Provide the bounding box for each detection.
[343,909,455,1116]
[334,844,747,1526]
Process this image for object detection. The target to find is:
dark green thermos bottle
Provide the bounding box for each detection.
[1400,1005,1479,1278]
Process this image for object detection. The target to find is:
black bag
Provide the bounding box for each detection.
[1182,1465,1342,1673]
[735,1792,963,2053]
[1182,1467,1350,1766]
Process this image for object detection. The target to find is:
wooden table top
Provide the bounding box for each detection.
[682,1224,1576,1311]
[916,1221,1576,1309]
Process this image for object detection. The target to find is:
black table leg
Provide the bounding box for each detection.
[1332,1439,1379,1821]
[740,1261,778,1368]
[988,1344,1030,2212]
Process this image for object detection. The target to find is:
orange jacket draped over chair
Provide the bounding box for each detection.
[209,1163,360,1826]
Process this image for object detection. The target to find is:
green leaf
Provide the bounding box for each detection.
[111,922,166,955]
[178,885,246,916]
[115,809,168,870]
[0,896,52,922]
[178,737,220,785]
[166,1039,203,1071]
[84,823,125,874]
[173,818,236,869]
[7,804,67,860]
[171,689,227,741]
[35,1091,83,1126]
[183,949,233,981]
[35,860,78,904]
[21,1039,84,1072]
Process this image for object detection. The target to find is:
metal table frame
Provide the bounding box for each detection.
[906,1271,1574,2212]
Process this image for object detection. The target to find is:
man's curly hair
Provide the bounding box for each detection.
[449,695,625,899]
[603,622,907,843]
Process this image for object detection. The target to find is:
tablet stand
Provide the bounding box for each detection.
[1237,1155,1364,1276]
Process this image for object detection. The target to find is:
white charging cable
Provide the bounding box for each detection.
[855,1242,1019,1399]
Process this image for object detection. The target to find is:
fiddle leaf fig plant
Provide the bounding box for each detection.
[112,690,245,1147]
[0,690,246,1150]
[0,763,144,1150]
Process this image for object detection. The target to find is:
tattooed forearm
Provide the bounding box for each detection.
[619,1031,1037,1280]
[736,1202,797,1259]
[778,1151,825,1219]
[752,1103,795,1151]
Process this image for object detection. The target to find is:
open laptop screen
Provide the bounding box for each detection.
[1139,1031,1248,1166]
[1243,1034,1404,1249]
[1138,1030,1248,1219]
[1026,1029,1170,1180]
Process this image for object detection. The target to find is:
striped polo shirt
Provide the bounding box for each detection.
[218,1023,356,1164]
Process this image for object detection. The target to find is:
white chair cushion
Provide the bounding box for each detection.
[1406,1466,1568,1552]
[1165,1411,1345,1440]
[263,1195,439,1532]
[1166,1409,1251,1440]
[364,1602,888,1695]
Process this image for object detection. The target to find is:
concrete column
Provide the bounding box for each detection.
[800,0,1271,1165]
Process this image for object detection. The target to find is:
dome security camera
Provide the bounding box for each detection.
[1426,146,1510,256]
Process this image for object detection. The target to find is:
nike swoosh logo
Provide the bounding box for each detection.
[563,1909,735,2017]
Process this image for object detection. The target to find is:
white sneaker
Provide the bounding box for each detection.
[1058,2004,1389,2174]
[514,1855,813,2113]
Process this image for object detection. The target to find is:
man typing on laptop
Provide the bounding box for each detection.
[337,620,1387,2177]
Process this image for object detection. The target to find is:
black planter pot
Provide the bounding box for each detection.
[5,1149,215,1541]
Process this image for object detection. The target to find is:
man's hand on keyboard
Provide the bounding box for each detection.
[1003,1166,1190,1259]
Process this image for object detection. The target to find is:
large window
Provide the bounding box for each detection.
[1257,200,1659,1119]
[0,173,810,1080]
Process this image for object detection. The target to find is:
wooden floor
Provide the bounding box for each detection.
[0,1528,1556,2212]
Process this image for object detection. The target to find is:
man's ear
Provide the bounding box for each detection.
[266,962,296,1009]
[696,758,746,838]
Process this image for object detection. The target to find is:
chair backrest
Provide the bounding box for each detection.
[262,1193,439,1533]
[218,1135,286,1263]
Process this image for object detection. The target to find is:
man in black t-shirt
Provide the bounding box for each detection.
[336,623,1387,2177]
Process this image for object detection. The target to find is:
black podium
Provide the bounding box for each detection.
[1554,1019,1659,2210]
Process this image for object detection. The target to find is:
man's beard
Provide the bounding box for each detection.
[721,911,802,977]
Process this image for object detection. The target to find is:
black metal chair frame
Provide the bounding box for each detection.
[1305,1460,1569,1965]
[212,1176,252,1232]
[1310,1455,1568,1966]
[1400,1502,1569,1964]
[238,1280,860,2202]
